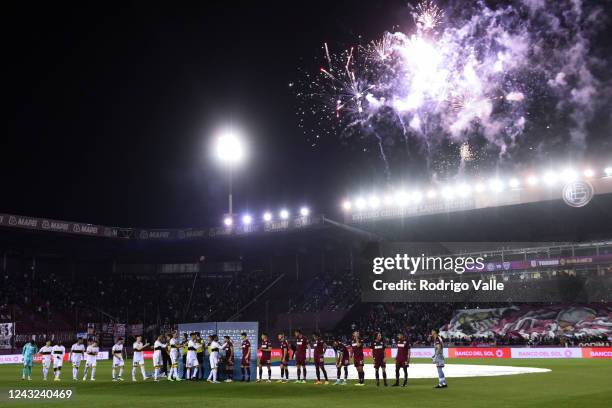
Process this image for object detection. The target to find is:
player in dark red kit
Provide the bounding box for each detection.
[240,332,251,382]
[312,332,329,384]
[222,335,234,383]
[372,332,388,386]
[277,333,290,383]
[257,333,272,382]
[333,339,349,385]
[293,329,308,383]
[351,331,365,386]
[392,332,410,387]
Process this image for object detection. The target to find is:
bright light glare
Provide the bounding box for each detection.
[561,168,577,182]
[279,209,289,219]
[489,179,504,192]
[456,184,470,197]
[604,167,612,176]
[355,198,366,210]
[474,183,485,193]
[368,196,380,209]
[395,191,409,206]
[342,201,352,211]
[223,216,233,227]
[583,169,594,178]
[543,171,557,185]
[527,175,539,186]
[300,207,310,217]
[242,214,252,225]
[383,195,393,205]
[263,212,273,222]
[441,186,454,200]
[411,191,423,202]
[509,178,520,188]
[426,189,437,199]
[215,129,245,164]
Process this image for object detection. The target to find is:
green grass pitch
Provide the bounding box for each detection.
[0,358,611,407]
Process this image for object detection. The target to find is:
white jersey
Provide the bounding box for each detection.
[169,338,179,363]
[52,345,65,368]
[153,340,165,366]
[70,343,85,365]
[186,340,200,367]
[39,345,53,368]
[112,343,124,367]
[86,345,99,366]
[208,340,221,369]
[133,341,145,365]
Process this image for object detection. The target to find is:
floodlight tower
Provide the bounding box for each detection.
[214,128,246,218]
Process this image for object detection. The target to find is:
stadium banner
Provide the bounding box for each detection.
[0,352,109,365]
[510,348,582,359]
[581,347,612,358]
[0,323,13,349]
[0,213,117,238]
[448,347,511,358]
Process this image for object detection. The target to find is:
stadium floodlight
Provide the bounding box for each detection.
[214,127,247,216]
[215,129,245,164]
[543,171,557,185]
[441,186,454,200]
[583,168,594,178]
[426,189,437,199]
[604,167,612,177]
[456,184,470,197]
[241,214,252,225]
[355,197,366,210]
[223,216,233,227]
[489,179,504,193]
[474,183,485,193]
[561,168,577,182]
[263,212,273,222]
[526,175,539,186]
[299,206,310,217]
[341,200,352,211]
[368,196,380,209]
[279,209,290,220]
[509,178,520,188]
[395,191,410,206]
[383,195,393,206]
[411,191,423,203]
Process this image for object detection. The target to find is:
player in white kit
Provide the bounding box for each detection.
[111,338,125,381]
[186,332,201,380]
[83,340,99,381]
[153,335,166,382]
[52,341,66,381]
[207,334,221,383]
[168,332,181,381]
[39,340,53,381]
[69,338,85,381]
[132,335,150,381]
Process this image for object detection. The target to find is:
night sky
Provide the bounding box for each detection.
[4,1,611,228]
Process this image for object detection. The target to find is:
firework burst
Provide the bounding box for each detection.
[295,0,609,176]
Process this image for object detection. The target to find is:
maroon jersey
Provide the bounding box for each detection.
[259,340,272,362]
[395,339,410,364]
[294,336,308,359]
[280,340,290,363]
[351,339,364,360]
[335,343,349,365]
[313,339,326,365]
[372,340,385,362]
[240,339,251,364]
[223,340,234,363]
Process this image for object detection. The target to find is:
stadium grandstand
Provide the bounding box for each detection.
[1,185,611,352]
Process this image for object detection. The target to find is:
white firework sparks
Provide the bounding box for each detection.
[296,0,610,174]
